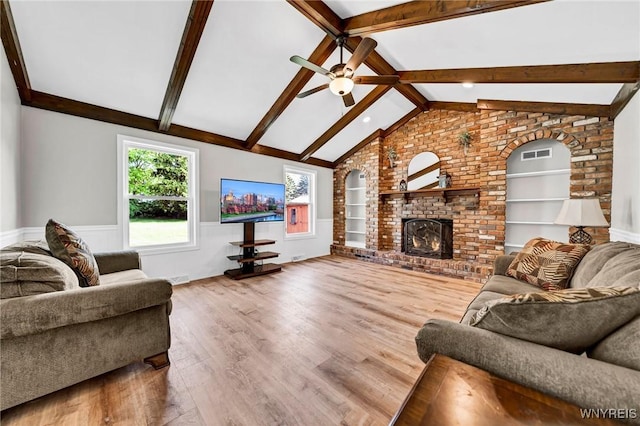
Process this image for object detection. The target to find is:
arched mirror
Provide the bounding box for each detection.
[407,152,440,190]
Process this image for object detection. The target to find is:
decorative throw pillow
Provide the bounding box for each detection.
[469,286,640,353]
[45,219,100,287]
[506,237,590,290]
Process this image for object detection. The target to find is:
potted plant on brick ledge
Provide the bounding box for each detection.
[458,130,472,155]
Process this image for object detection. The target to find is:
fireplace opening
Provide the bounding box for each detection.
[402,218,453,259]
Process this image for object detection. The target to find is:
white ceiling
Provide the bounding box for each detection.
[8,0,640,164]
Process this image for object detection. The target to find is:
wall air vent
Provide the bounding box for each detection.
[521,148,552,161]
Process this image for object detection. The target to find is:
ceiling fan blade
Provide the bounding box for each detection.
[353,75,399,85]
[344,37,377,77]
[290,55,335,78]
[296,83,329,98]
[342,92,355,107]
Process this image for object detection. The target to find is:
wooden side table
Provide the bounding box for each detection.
[390,354,622,425]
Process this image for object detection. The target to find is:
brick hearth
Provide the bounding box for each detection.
[332,109,613,282]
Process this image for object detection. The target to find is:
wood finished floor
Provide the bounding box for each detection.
[1,255,481,426]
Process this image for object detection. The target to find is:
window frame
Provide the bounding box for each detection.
[117,135,199,254]
[283,165,316,240]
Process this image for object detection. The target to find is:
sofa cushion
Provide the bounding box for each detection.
[506,237,590,291]
[0,250,80,298]
[571,242,638,288]
[45,219,100,287]
[587,316,640,371]
[481,274,541,296]
[469,286,640,353]
[586,248,640,288]
[100,269,147,285]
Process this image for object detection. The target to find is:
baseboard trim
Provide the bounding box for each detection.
[0,228,24,247]
[610,227,640,244]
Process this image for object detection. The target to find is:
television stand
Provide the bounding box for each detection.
[224,222,282,280]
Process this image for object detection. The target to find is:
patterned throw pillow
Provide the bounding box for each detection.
[506,237,590,290]
[45,219,100,287]
[469,286,640,353]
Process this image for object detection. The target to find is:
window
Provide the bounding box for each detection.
[284,166,315,237]
[118,135,198,251]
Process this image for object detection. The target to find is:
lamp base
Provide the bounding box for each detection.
[569,227,592,244]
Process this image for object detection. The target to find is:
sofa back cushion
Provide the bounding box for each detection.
[469,286,640,353]
[571,242,639,288]
[583,249,640,288]
[587,316,640,371]
[0,249,80,298]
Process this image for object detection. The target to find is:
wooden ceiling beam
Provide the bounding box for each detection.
[427,102,478,112]
[1,0,31,101]
[343,0,549,37]
[408,161,441,182]
[246,35,336,150]
[332,129,383,166]
[399,61,640,84]
[477,99,611,117]
[343,37,429,109]
[609,82,640,120]
[286,0,342,38]
[158,0,214,131]
[300,85,391,161]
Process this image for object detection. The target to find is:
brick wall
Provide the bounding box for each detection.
[332,108,614,282]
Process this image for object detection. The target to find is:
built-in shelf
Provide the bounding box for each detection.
[379,186,480,202]
[346,240,366,248]
[346,217,365,220]
[346,203,366,206]
[346,187,366,191]
[346,230,366,235]
[506,169,570,179]
[506,198,568,203]
[506,221,556,225]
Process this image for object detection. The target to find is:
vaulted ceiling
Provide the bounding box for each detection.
[2,0,639,169]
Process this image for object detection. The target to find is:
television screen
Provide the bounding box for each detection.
[220,178,285,223]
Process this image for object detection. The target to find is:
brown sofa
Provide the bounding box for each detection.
[0,243,173,411]
[416,241,640,423]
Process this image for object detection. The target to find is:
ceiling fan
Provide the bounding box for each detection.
[290,36,399,107]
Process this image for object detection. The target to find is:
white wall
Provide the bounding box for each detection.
[611,91,640,243]
[18,106,334,280]
[0,43,22,235]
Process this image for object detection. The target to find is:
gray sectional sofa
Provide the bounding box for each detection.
[416,241,640,423]
[0,242,173,411]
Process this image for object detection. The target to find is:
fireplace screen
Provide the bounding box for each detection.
[403,218,453,259]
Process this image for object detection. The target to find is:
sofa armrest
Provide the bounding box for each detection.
[416,319,640,416]
[94,251,141,274]
[493,254,516,276]
[0,278,172,339]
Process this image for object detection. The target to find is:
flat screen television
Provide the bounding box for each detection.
[220,178,285,223]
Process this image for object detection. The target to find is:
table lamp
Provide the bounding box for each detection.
[554,198,609,244]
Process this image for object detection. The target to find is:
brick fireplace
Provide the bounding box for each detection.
[332,108,613,282]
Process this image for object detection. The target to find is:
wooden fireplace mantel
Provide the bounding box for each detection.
[379,186,480,202]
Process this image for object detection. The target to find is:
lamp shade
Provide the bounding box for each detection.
[554,199,609,227]
[329,77,354,96]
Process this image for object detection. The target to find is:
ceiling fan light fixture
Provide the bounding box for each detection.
[462,82,474,88]
[329,77,354,96]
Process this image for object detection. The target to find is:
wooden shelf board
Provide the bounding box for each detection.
[224,263,282,280]
[379,186,480,197]
[227,251,280,263]
[229,239,276,247]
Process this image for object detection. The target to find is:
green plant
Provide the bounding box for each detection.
[458,131,472,147]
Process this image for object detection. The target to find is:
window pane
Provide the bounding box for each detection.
[285,171,310,234]
[128,148,188,197]
[129,199,188,246]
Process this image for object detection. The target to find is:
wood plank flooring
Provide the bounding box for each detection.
[1,255,481,426]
